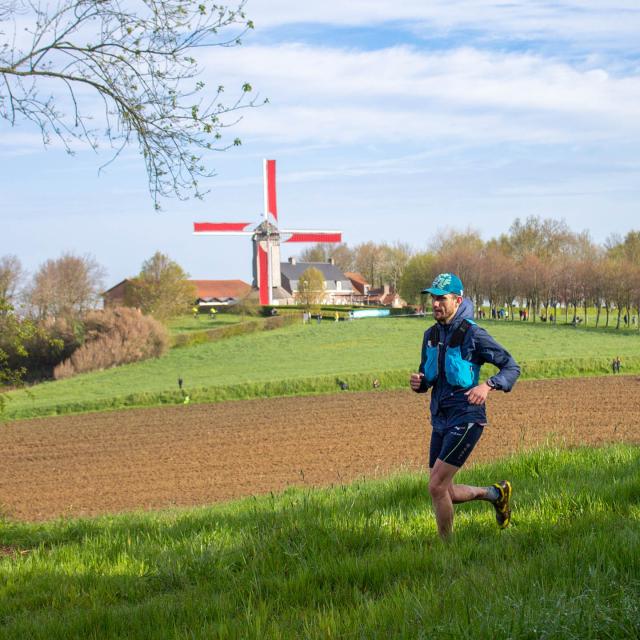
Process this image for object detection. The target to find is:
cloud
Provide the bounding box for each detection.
[203,43,640,147]
[247,1,640,46]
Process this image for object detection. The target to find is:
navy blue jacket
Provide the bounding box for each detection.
[415,298,520,430]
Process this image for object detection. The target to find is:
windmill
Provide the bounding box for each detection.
[193,160,343,305]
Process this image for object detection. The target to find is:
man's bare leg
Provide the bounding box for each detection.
[429,459,494,538]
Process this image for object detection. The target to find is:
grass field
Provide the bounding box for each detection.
[166,314,243,335]
[4,317,640,420]
[1,444,638,639]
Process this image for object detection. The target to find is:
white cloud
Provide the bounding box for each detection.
[247,0,640,45]
[203,43,640,147]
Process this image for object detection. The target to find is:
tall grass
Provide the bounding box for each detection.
[1,445,638,639]
[4,318,640,420]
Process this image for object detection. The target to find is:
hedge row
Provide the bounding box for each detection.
[6,357,640,420]
[171,314,301,348]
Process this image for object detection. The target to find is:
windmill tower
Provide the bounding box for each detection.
[194,160,342,305]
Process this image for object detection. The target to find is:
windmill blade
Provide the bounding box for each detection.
[193,222,254,235]
[281,230,342,243]
[264,159,278,223]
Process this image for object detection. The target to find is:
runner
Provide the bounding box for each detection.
[410,273,521,539]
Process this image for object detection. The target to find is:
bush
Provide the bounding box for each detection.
[53,307,169,379]
[21,316,84,379]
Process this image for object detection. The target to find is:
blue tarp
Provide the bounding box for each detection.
[351,309,391,319]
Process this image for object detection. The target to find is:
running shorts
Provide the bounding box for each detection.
[429,422,484,468]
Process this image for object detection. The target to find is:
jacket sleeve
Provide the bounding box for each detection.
[414,328,432,393]
[471,326,520,392]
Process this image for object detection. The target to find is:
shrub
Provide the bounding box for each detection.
[53,307,168,379]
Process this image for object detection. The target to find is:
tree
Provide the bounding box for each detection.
[380,242,413,291]
[398,251,436,305]
[504,216,574,261]
[353,242,385,287]
[330,243,355,272]
[431,229,484,313]
[126,251,197,320]
[297,243,331,263]
[606,230,640,263]
[297,243,354,272]
[0,0,262,207]
[477,243,515,317]
[295,267,325,310]
[0,297,36,412]
[26,252,105,318]
[0,254,24,307]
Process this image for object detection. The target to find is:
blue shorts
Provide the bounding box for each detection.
[429,423,484,468]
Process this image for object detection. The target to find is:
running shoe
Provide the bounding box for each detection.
[492,480,512,529]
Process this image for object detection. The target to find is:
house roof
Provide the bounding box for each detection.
[189,280,252,299]
[280,262,350,282]
[344,272,369,286]
[102,279,130,295]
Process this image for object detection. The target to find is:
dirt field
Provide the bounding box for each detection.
[2,376,639,522]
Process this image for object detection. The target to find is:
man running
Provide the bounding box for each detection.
[410,273,520,539]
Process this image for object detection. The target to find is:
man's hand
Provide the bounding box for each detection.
[465,382,492,405]
[410,372,424,391]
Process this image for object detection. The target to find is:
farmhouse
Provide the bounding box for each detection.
[102,279,131,307]
[190,280,252,309]
[344,272,407,308]
[279,258,354,305]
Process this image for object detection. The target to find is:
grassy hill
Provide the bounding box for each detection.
[4,317,640,420]
[1,444,638,639]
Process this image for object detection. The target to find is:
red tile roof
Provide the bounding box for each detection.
[189,280,252,299]
[344,272,369,294]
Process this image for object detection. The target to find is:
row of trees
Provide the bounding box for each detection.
[1,251,196,321]
[300,218,640,329]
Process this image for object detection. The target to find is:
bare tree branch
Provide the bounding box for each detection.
[0,0,263,208]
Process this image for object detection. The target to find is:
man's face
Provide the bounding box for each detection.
[431,294,462,324]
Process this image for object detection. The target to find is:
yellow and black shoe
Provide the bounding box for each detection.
[492,480,512,529]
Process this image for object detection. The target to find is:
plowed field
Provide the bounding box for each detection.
[2,376,639,522]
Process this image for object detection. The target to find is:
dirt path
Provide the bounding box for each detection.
[2,376,639,522]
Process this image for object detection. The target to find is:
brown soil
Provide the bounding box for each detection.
[2,376,639,522]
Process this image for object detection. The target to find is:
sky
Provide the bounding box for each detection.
[2,1,640,289]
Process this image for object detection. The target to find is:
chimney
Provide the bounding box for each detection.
[289,257,296,265]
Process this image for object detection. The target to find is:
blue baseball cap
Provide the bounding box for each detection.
[422,273,464,296]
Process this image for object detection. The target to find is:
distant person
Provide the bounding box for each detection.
[335,311,340,322]
[317,313,322,324]
[410,273,521,539]
[192,306,199,318]
[209,307,217,320]
[612,356,621,374]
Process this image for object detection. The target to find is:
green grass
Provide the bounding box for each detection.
[1,444,638,639]
[4,318,640,420]
[166,314,243,335]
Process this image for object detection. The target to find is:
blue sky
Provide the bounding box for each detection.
[2,1,640,288]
